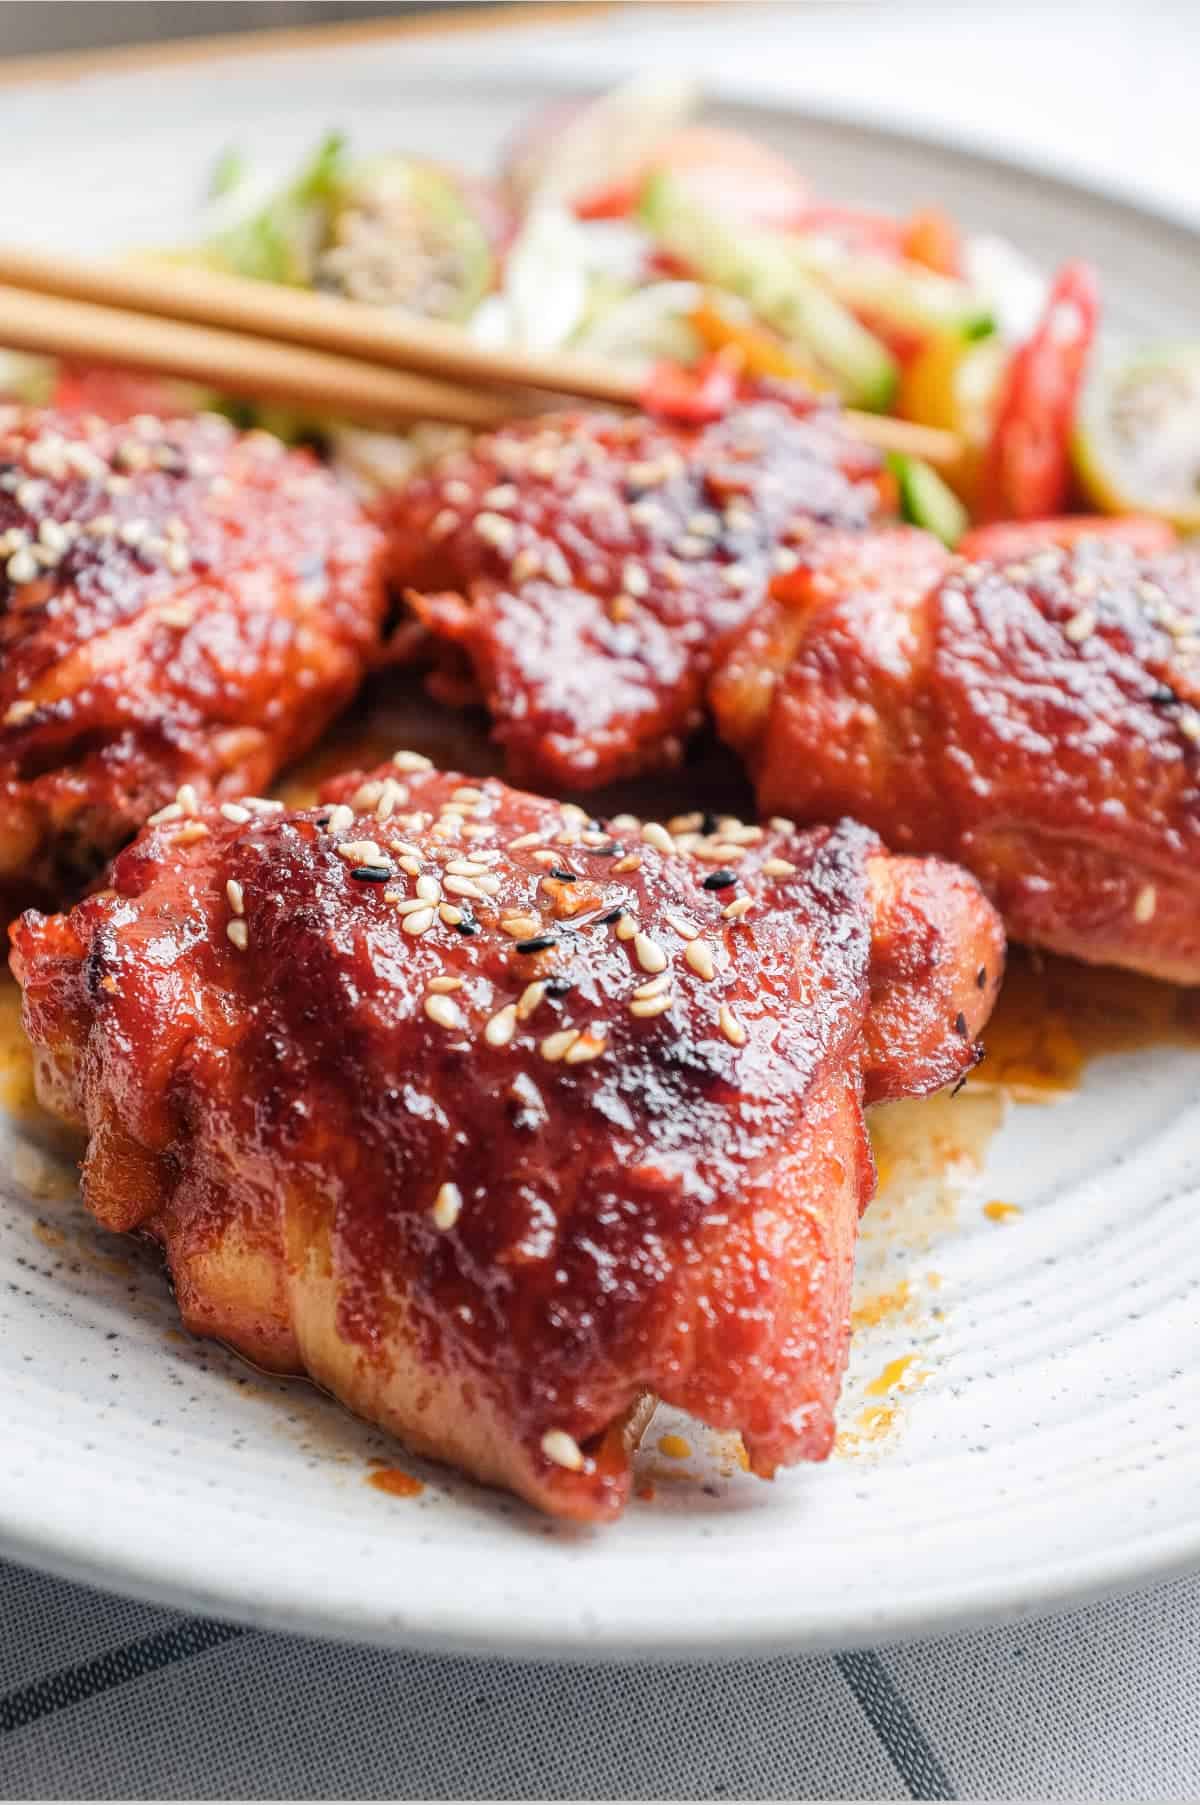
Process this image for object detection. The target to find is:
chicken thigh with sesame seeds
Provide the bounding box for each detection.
[381,386,892,791]
[0,406,388,919]
[712,529,1200,982]
[12,757,1002,1520]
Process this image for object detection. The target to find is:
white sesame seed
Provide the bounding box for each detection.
[482,483,518,509]
[226,919,249,952]
[485,1003,518,1047]
[439,903,464,928]
[1064,608,1096,644]
[401,907,436,936]
[564,1033,607,1064]
[443,875,485,899]
[615,913,637,941]
[393,750,433,773]
[216,801,250,824]
[3,698,36,726]
[762,858,796,877]
[148,800,184,825]
[352,781,384,811]
[226,878,245,916]
[629,993,673,1019]
[428,975,463,994]
[172,821,209,845]
[6,548,38,585]
[475,510,517,551]
[511,547,542,584]
[416,874,442,903]
[541,1028,581,1062]
[633,972,672,1001]
[685,939,716,981]
[507,832,543,852]
[633,932,668,974]
[374,778,408,822]
[119,518,149,547]
[722,895,754,921]
[542,545,572,587]
[721,563,752,591]
[393,897,432,917]
[500,915,539,938]
[541,1429,584,1472]
[773,548,799,575]
[424,993,463,1030]
[612,854,643,875]
[159,601,195,629]
[1134,884,1158,923]
[1180,712,1200,744]
[622,559,650,598]
[430,507,460,540]
[719,1004,747,1046]
[443,478,473,506]
[431,1182,462,1230]
[474,873,503,896]
[242,797,282,816]
[516,981,547,1020]
[399,856,422,877]
[663,912,699,941]
[695,842,745,865]
[325,803,355,835]
[338,838,386,865]
[640,821,675,855]
[176,783,199,816]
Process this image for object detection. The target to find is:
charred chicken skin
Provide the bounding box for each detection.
[0,407,387,918]
[12,759,1001,1520]
[381,390,890,791]
[713,530,1200,982]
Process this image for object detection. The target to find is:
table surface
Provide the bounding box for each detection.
[1,5,1197,1800]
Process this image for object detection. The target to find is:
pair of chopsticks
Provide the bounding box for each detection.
[0,246,960,465]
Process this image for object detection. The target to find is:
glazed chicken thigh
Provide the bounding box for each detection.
[382,389,890,790]
[713,530,1200,982]
[12,759,1001,1520]
[0,407,387,918]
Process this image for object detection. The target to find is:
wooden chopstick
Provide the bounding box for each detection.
[0,247,639,409]
[0,282,522,430]
[0,246,963,468]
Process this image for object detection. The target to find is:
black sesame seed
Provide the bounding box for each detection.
[951,1072,969,1097]
[702,869,737,891]
[548,867,577,882]
[595,906,624,925]
[976,966,987,989]
[1151,684,1178,707]
[544,977,574,998]
[314,813,332,827]
[590,843,621,857]
[351,865,392,882]
[954,1011,968,1037]
[454,913,479,936]
[515,934,557,954]
[700,811,719,835]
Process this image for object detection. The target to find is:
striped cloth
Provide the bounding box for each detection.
[1,1558,1197,1799]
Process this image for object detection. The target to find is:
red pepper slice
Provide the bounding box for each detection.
[958,514,1177,564]
[640,352,740,425]
[977,260,1100,521]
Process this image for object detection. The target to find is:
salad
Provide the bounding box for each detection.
[12,79,1199,546]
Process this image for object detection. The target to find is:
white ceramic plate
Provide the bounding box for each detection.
[1,28,1198,1660]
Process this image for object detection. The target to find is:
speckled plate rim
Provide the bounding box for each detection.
[0,17,1197,1660]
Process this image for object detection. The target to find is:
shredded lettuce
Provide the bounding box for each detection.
[191,132,348,286]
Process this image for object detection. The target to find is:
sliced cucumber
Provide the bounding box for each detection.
[791,239,994,341]
[640,170,898,410]
[1074,344,1200,531]
[888,452,968,548]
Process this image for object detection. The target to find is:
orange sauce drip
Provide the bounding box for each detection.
[978,948,1200,1101]
[851,1279,911,1332]
[656,1432,692,1460]
[0,974,37,1122]
[865,1353,921,1398]
[983,1200,1022,1224]
[367,1467,424,1499]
